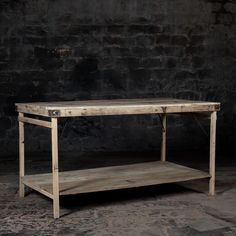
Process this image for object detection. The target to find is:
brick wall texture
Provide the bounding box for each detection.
[0,0,236,156]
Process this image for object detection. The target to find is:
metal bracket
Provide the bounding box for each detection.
[48,110,61,117]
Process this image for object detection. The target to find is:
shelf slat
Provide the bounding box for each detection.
[22,161,210,196]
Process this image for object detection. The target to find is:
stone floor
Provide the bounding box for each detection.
[0,151,236,236]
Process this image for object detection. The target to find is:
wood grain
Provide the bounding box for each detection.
[160,114,167,162]
[15,98,220,117]
[209,111,217,196]
[51,118,60,219]
[18,116,52,128]
[22,161,210,196]
[19,113,25,198]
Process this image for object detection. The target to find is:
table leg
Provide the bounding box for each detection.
[160,114,167,162]
[19,112,25,197]
[51,118,60,218]
[209,111,217,196]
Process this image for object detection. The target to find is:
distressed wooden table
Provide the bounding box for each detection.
[15,98,220,219]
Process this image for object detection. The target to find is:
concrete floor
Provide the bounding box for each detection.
[0,151,236,236]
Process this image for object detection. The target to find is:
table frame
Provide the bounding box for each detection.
[16,99,219,219]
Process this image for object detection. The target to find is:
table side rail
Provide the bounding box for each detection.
[16,102,220,117]
[53,104,220,117]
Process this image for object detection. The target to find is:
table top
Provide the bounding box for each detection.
[16,98,220,117]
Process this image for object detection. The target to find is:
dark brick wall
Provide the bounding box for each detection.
[0,0,236,156]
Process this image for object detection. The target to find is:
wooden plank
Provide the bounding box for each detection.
[22,178,53,199]
[19,113,25,198]
[16,98,219,108]
[209,111,217,196]
[51,118,60,219]
[18,116,52,128]
[22,161,210,196]
[160,114,167,162]
[59,104,218,117]
[16,103,49,117]
[15,98,220,117]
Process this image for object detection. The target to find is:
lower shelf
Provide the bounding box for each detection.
[22,161,210,197]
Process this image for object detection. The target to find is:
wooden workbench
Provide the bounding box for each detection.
[15,98,220,219]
